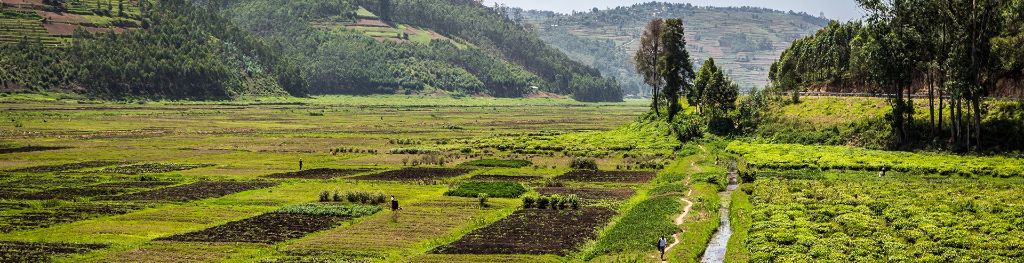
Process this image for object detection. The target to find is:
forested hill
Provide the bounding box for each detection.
[519,2,830,96]
[0,0,623,101]
[211,0,621,101]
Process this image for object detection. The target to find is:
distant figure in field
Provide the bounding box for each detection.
[391,195,400,211]
[299,158,303,171]
[879,165,888,177]
[657,235,668,260]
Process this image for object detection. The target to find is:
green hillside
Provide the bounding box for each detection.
[522,2,830,96]
[1,0,623,101]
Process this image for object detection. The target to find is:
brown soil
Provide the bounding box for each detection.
[556,170,657,183]
[100,163,214,175]
[0,241,107,262]
[469,174,543,182]
[157,213,349,244]
[15,181,174,200]
[0,146,68,155]
[535,187,635,201]
[6,160,129,173]
[264,168,376,179]
[0,203,147,233]
[350,167,472,181]
[98,181,275,202]
[432,207,616,255]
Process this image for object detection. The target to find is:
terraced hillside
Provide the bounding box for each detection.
[523,3,830,95]
[0,0,142,46]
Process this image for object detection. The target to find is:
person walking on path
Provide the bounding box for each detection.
[657,235,668,260]
[298,158,303,171]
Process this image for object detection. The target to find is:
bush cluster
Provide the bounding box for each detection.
[445,181,527,198]
[319,190,387,205]
[570,157,598,170]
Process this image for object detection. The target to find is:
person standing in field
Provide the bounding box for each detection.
[657,235,668,260]
[391,195,400,211]
[299,158,303,171]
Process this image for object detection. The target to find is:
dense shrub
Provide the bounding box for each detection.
[570,157,598,170]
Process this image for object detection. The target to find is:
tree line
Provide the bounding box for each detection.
[770,0,1024,151]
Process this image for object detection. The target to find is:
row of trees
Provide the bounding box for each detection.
[770,0,1024,151]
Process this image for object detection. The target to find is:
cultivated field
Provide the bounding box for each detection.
[2,95,1022,262]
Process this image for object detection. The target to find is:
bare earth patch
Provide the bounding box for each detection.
[469,174,543,182]
[349,167,471,181]
[0,241,107,262]
[433,207,616,255]
[98,181,275,202]
[535,187,635,201]
[157,213,349,244]
[264,168,377,179]
[556,170,657,183]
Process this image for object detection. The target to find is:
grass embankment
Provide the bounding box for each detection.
[670,182,720,263]
[723,188,751,263]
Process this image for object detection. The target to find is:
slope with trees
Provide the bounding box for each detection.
[768,0,1024,152]
[522,2,829,96]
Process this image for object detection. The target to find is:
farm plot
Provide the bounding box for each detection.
[288,196,506,256]
[5,160,129,173]
[0,241,107,262]
[158,204,380,244]
[445,181,526,198]
[98,181,275,202]
[0,146,68,154]
[264,168,377,179]
[535,187,635,201]
[0,202,148,233]
[460,159,533,168]
[555,170,657,183]
[350,167,472,181]
[744,173,1024,262]
[100,163,214,175]
[469,174,543,182]
[14,181,175,200]
[433,207,616,255]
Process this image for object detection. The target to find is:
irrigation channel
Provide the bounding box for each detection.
[700,168,739,263]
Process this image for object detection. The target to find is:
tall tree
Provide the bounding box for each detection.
[692,57,718,113]
[657,18,695,121]
[635,19,665,115]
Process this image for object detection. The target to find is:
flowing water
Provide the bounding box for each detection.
[700,171,738,263]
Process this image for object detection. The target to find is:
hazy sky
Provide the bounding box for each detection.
[483,0,866,21]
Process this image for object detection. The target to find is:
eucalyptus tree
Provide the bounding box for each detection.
[635,19,665,115]
[657,18,695,121]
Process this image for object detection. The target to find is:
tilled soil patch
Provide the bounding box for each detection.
[157,213,348,244]
[555,170,657,183]
[0,203,147,233]
[265,168,377,179]
[535,187,635,201]
[433,207,616,255]
[469,174,543,182]
[350,167,472,181]
[0,241,108,262]
[6,161,129,173]
[98,181,275,202]
[0,146,68,155]
[15,181,175,200]
[100,163,215,175]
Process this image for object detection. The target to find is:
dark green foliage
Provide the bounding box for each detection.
[445,181,526,198]
[319,191,330,202]
[657,19,695,121]
[364,0,622,101]
[327,191,386,204]
[522,195,535,208]
[569,157,598,170]
[461,159,532,168]
[0,1,306,99]
[588,195,679,256]
[477,193,489,208]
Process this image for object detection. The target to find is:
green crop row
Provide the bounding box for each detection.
[276,203,381,217]
[445,181,526,198]
[744,174,1024,262]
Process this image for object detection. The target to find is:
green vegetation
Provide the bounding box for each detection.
[744,172,1024,262]
[728,141,1024,177]
[461,159,532,168]
[671,182,721,263]
[770,1,1024,151]
[276,203,381,217]
[445,181,527,198]
[724,188,751,263]
[588,195,679,256]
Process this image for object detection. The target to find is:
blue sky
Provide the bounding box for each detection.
[483,0,865,21]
